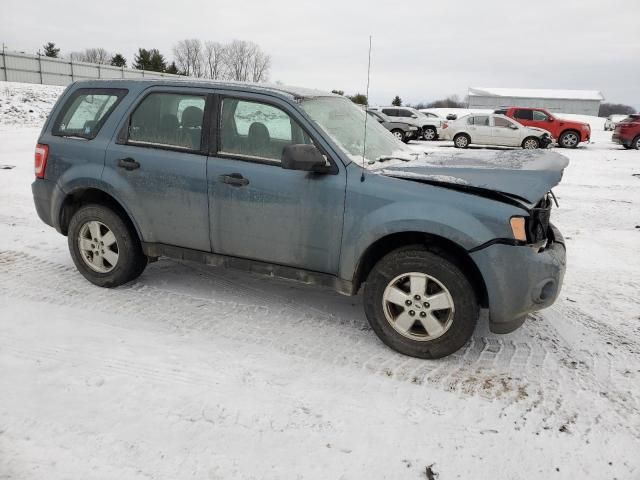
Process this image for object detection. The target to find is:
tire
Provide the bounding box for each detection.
[633,135,640,150]
[623,144,632,150]
[363,247,479,359]
[453,133,470,148]
[558,130,580,148]
[391,129,405,142]
[422,126,437,141]
[67,204,147,288]
[522,137,540,149]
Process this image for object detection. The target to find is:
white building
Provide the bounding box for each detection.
[468,87,604,116]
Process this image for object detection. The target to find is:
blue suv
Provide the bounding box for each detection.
[32,79,567,358]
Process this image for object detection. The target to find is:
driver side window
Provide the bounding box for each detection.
[533,110,548,121]
[219,98,313,163]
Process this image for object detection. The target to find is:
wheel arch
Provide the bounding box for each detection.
[352,231,489,308]
[59,187,141,242]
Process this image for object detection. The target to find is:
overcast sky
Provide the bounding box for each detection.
[3,0,639,108]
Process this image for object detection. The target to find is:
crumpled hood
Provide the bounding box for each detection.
[373,149,570,204]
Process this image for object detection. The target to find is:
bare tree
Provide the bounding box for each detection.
[204,41,227,80]
[250,49,271,82]
[173,39,204,77]
[173,38,271,82]
[224,40,271,82]
[70,48,111,64]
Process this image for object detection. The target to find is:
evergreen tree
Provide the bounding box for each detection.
[391,95,402,106]
[348,93,368,105]
[43,42,60,58]
[110,53,127,67]
[148,49,167,72]
[133,48,152,70]
[331,89,344,96]
[165,61,180,75]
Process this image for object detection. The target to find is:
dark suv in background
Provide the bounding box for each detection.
[32,79,568,359]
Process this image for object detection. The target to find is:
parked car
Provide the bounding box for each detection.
[442,113,553,149]
[367,109,419,143]
[32,79,567,359]
[605,114,632,131]
[494,107,590,148]
[373,106,443,140]
[612,114,640,150]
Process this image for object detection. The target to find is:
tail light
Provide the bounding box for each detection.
[442,122,448,129]
[34,144,49,179]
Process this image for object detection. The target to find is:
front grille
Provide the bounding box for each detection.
[527,194,552,243]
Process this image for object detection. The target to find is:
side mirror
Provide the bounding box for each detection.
[547,117,554,122]
[509,124,519,130]
[282,144,329,173]
[410,114,418,119]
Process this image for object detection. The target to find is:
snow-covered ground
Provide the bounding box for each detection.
[1,82,639,479]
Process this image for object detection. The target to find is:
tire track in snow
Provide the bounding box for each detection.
[1,249,637,433]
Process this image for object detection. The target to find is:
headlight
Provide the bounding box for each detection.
[510,217,527,242]
[410,126,418,131]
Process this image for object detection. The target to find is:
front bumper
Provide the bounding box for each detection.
[470,224,566,334]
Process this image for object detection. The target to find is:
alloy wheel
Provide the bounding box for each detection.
[382,272,455,341]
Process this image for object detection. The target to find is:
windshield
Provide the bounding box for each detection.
[300,97,415,164]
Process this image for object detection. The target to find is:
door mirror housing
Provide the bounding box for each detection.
[509,124,519,130]
[282,144,329,173]
[547,117,554,122]
[410,114,418,118]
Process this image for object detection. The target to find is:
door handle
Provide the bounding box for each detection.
[219,173,249,187]
[117,157,140,171]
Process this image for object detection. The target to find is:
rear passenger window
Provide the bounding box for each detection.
[53,89,127,139]
[128,93,206,151]
[514,109,533,121]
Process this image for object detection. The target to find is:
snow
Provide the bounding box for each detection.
[469,87,605,101]
[1,82,640,479]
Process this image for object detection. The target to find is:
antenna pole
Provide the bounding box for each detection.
[360,35,372,182]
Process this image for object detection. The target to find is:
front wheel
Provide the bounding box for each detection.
[422,126,437,141]
[391,129,405,142]
[559,130,580,148]
[68,204,147,288]
[522,137,540,149]
[363,247,479,358]
[633,135,640,150]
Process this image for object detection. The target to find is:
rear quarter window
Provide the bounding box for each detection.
[52,88,128,140]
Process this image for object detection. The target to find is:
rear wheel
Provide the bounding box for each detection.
[391,129,405,142]
[422,126,437,141]
[453,133,470,148]
[363,247,479,359]
[522,137,540,149]
[559,130,580,148]
[68,204,147,288]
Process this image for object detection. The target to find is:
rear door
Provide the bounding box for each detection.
[467,115,492,144]
[103,87,212,251]
[206,93,346,274]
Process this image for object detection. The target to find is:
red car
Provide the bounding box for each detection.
[495,107,591,148]
[612,114,640,150]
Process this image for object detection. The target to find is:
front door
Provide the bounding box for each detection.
[491,116,522,146]
[206,95,346,274]
[104,89,211,251]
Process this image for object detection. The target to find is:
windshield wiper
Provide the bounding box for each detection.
[369,152,423,164]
